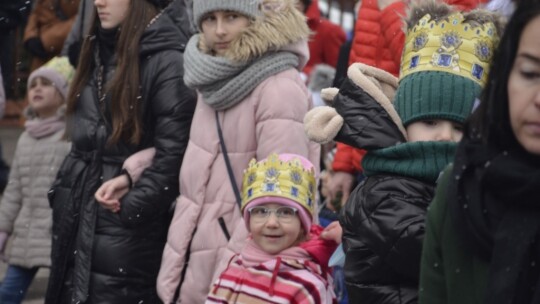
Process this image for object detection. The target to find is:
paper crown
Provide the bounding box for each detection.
[241,153,316,215]
[43,57,75,84]
[400,12,499,86]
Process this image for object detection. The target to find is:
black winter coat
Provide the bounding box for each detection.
[333,73,436,304]
[45,6,196,304]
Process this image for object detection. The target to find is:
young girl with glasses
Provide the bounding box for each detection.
[207,153,337,303]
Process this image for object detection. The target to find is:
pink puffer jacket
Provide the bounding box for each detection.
[156,68,320,303]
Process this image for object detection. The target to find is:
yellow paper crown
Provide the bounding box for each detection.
[241,153,316,214]
[400,12,499,86]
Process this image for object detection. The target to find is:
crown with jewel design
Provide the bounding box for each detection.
[400,12,499,86]
[241,153,316,215]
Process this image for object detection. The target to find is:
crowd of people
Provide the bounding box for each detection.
[0,0,539,303]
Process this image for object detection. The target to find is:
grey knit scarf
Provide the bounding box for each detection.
[183,34,299,111]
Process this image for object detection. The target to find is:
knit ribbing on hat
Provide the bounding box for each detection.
[193,0,261,29]
[362,141,457,183]
[394,71,481,127]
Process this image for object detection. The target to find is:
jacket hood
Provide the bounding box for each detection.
[223,0,310,63]
[304,63,405,149]
[139,1,192,56]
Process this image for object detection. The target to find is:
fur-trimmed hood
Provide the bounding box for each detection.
[198,0,310,64]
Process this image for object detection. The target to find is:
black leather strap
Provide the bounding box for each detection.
[215,111,242,209]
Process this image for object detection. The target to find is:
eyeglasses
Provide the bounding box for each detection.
[248,206,299,223]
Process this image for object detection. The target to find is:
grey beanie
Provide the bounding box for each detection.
[193,0,262,29]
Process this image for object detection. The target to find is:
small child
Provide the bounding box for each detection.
[207,153,337,304]
[304,1,504,303]
[0,57,73,303]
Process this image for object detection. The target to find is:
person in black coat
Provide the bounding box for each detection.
[45,0,197,303]
[303,2,503,303]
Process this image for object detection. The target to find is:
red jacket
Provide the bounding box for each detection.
[303,0,346,77]
[335,0,487,175]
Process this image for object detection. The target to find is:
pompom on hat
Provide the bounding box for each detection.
[193,0,262,30]
[241,153,316,233]
[394,0,504,127]
[27,57,75,102]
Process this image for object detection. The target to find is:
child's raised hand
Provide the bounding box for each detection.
[95,174,130,213]
[321,221,343,244]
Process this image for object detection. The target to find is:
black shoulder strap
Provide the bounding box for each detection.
[215,111,242,209]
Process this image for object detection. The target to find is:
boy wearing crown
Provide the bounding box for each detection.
[206,153,337,304]
[303,1,504,303]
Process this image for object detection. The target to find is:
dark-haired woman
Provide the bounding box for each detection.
[419,1,540,303]
[45,0,196,303]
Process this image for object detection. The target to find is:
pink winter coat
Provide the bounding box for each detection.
[157,66,320,303]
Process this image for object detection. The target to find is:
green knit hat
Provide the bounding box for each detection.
[394,1,503,127]
[394,71,481,126]
[193,0,262,30]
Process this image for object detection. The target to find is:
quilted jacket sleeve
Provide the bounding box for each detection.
[341,176,431,281]
[379,1,406,68]
[118,51,196,226]
[332,143,356,174]
[333,77,405,150]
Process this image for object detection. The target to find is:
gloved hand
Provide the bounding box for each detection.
[25,37,48,59]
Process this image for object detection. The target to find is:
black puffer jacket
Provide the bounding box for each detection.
[45,5,196,304]
[333,70,437,304]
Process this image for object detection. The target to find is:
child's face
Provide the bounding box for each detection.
[508,15,540,155]
[406,119,463,143]
[28,77,63,118]
[201,10,250,57]
[94,0,130,29]
[249,203,304,255]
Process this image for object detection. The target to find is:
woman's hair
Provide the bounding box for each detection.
[66,1,159,145]
[466,0,540,149]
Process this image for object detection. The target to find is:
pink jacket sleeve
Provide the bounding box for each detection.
[122,148,156,182]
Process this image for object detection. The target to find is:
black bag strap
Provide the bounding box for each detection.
[215,111,242,209]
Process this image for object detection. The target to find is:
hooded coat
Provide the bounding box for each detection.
[45,5,196,304]
[304,63,458,304]
[333,64,439,304]
[155,2,320,302]
[334,0,486,177]
[0,108,70,269]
